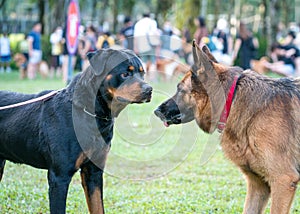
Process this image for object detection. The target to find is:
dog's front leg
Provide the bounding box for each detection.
[47,169,73,214]
[0,159,6,181]
[242,171,270,214]
[81,162,105,214]
[269,174,299,214]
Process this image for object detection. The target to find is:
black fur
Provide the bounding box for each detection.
[0,53,152,213]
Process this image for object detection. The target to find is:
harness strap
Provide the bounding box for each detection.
[0,90,59,111]
[83,107,113,121]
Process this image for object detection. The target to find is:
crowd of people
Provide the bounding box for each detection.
[262,30,300,76]
[1,14,300,82]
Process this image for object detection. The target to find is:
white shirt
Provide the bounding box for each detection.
[134,17,158,53]
[0,36,11,56]
[50,31,63,55]
[134,17,157,37]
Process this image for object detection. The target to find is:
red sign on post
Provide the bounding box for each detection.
[66,0,80,55]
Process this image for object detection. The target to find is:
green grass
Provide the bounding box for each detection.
[0,71,299,213]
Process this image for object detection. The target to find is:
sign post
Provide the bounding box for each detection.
[66,0,80,84]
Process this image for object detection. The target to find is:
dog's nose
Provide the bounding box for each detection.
[142,85,153,94]
[154,108,163,118]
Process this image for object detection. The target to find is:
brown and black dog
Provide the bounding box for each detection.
[0,48,152,213]
[14,53,49,79]
[155,40,300,213]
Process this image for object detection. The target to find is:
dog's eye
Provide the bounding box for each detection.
[121,72,130,79]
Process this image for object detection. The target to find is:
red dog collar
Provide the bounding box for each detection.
[217,75,240,133]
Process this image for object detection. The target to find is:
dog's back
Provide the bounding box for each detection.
[0,89,63,167]
[0,91,47,106]
[222,70,300,177]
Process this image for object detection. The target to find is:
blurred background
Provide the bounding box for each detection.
[0,0,299,60]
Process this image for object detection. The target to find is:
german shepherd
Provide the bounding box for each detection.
[0,48,152,213]
[155,40,300,213]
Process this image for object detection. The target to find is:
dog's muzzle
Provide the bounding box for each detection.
[140,84,153,103]
[117,84,152,104]
[154,104,182,127]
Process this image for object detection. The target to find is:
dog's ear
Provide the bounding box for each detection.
[192,42,227,77]
[87,49,111,76]
[193,45,227,133]
[202,45,228,74]
[87,51,97,60]
[192,40,200,65]
[192,40,215,77]
[202,45,218,63]
[192,40,204,76]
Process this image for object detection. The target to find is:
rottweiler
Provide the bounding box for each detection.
[0,48,152,214]
[155,41,300,213]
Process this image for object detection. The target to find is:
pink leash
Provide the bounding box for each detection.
[0,90,59,111]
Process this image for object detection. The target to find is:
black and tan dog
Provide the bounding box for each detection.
[155,41,300,213]
[0,48,152,213]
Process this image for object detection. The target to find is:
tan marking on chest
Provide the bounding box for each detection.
[75,152,87,170]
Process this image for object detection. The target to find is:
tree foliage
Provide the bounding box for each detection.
[156,0,173,20]
[0,0,298,52]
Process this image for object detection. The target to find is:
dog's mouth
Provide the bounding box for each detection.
[116,94,152,104]
[154,109,182,127]
[114,84,152,104]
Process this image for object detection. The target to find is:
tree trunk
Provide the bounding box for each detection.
[38,0,45,34]
[112,0,119,33]
[0,0,6,10]
[123,0,135,16]
[51,0,67,32]
[91,0,97,23]
[99,0,109,28]
[269,0,280,47]
[261,0,267,36]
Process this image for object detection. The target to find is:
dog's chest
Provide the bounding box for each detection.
[220,134,266,176]
[221,137,248,164]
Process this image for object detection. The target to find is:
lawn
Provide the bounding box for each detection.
[0,71,299,213]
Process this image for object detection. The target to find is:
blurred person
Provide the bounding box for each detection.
[49,26,63,78]
[210,18,232,65]
[134,13,159,81]
[156,21,183,81]
[232,22,259,69]
[193,16,208,46]
[264,32,300,77]
[295,23,300,50]
[61,25,78,84]
[78,25,97,71]
[0,32,11,73]
[180,18,193,65]
[27,22,42,79]
[160,21,173,51]
[96,31,115,49]
[19,34,29,62]
[276,22,287,44]
[119,16,134,50]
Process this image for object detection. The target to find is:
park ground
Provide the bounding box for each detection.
[0,71,299,213]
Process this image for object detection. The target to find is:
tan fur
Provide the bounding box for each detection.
[13,53,49,79]
[13,53,27,79]
[156,58,189,81]
[75,152,87,170]
[251,57,269,75]
[160,41,300,213]
[80,171,104,214]
[110,81,144,103]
